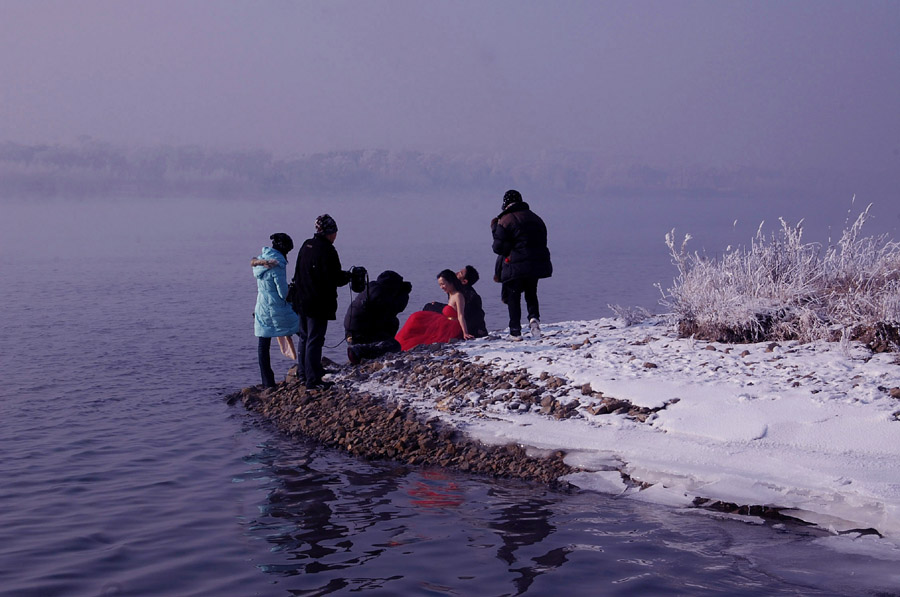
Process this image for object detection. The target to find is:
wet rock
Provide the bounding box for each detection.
[694,499,795,522]
[230,337,703,486]
[232,351,575,486]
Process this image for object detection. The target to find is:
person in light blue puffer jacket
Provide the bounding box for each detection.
[253,233,300,387]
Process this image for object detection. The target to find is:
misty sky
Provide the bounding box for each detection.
[1,0,898,172]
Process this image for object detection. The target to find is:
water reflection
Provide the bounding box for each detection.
[237,430,877,596]
[245,442,408,583]
[242,434,574,594]
[487,493,568,594]
[407,471,464,509]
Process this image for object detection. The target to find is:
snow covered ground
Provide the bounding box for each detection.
[359,317,900,547]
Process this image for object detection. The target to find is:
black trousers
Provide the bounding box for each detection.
[257,337,276,388]
[348,338,402,361]
[297,314,328,385]
[502,277,540,335]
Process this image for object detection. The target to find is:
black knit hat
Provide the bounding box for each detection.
[315,214,338,235]
[270,232,293,255]
[502,189,522,210]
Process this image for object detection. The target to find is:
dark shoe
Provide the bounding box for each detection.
[347,346,360,365]
[307,380,334,391]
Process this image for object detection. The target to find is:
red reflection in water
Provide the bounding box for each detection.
[407,470,463,508]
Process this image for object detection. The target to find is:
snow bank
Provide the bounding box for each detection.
[364,317,900,542]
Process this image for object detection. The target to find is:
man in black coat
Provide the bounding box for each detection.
[344,270,412,363]
[456,265,488,338]
[491,189,552,339]
[292,214,350,388]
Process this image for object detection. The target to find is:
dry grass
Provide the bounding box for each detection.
[661,202,900,350]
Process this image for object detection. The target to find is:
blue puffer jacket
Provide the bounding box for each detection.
[253,247,300,337]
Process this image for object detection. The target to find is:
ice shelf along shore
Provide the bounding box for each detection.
[236,315,900,558]
[347,317,900,544]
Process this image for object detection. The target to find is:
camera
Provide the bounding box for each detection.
[349,266,368,293]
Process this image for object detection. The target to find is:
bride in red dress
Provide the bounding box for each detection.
[395,269,475,351]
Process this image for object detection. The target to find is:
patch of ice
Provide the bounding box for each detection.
[627,483,695,507]
[563,471,627,495]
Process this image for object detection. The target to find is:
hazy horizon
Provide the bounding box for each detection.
[2,0,898,186]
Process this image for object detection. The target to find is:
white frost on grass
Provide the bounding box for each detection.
[359,316,900,544]
[663,204,900,344]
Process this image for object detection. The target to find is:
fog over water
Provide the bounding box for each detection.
[3,192,898,327]
[1,0,898,198]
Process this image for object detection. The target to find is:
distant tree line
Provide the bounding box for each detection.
[0,140,883,200]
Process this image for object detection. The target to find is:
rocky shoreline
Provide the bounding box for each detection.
[228,338,681,488]
[227,333,894,537]
[228,345,576,486]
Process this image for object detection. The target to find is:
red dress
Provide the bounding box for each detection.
[395,305,463,351]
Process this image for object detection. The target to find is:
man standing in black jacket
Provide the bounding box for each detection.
[292,214,350,388]
[491,190,552,339]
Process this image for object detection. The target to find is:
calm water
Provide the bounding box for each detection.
[2,195,899,596]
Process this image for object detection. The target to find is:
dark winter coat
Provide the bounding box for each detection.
[491,201,552,282]
[344,270,412,344]
[461,285,488,338]
[292,233,350,320]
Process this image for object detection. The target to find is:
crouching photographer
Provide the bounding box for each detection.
[343,270,412,364]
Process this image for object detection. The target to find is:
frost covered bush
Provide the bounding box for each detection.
[608,304,652,326]
[662,204,900,350]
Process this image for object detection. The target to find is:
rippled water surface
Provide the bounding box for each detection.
[2,196,899,596]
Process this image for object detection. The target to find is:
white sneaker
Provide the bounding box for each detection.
[509,334,524,342]
[529,318,541,339]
